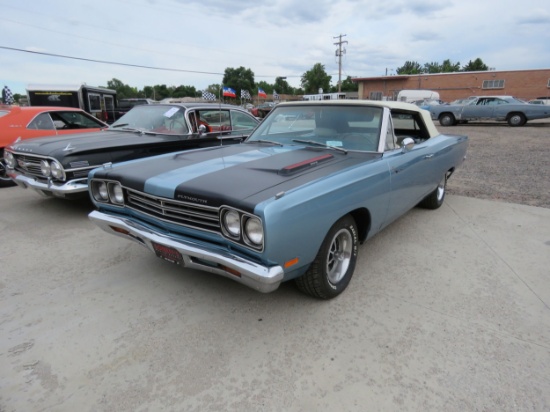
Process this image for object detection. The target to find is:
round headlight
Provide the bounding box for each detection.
[109,183,124,204]
[40,160,51,177]
[223,210,241,237]
[244,217,263,245]
[93,181,109,201]
[4,151,15,168]
[50,161,65,180]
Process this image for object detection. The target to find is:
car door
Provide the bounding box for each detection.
[381,115,435,225]
[461,98,495,120]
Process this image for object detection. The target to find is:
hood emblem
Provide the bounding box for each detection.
[176,194,208,204]
[63,143,76,152]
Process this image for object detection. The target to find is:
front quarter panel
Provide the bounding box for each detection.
[255,157,391,280]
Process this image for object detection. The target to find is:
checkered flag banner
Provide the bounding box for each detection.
[2,85,15,105]
[241,89,251,100]
[201,90,217,101]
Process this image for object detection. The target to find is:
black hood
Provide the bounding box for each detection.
[95,143,382,211]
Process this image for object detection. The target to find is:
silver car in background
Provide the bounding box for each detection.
[430,95,550,126]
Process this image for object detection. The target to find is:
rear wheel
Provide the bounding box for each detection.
[438,113,456,127]
[419,175,446,209]
[507,113,526,127]
[295,215,358,299]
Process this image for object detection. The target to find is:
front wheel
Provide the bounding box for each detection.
[418,175,446,209]
[507,113,526,127]
[438,113,456,127]
[295,215,358,299]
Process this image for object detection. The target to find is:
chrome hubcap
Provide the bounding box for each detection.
[326,228,352,284]
[436,179,445,201]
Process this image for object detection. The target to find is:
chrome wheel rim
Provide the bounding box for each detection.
[326,228,352,284]
[436,178,446,201]
[510,115,521,126]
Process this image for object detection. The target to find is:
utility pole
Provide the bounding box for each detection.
[334,34,348,93]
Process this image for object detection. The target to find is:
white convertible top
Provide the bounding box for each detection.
[279,99,440,138]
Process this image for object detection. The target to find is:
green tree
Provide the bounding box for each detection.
[205,84,221,97]
[172,85,198,98]
[339,76,358,92]
[106,78,139,99]
[462,58,489,71]
[423,61,442,73]
[274,76,293,94]
[396,61,423,75]
[301,63,332,94]
[441,59,461,73]
[222,66,255,96]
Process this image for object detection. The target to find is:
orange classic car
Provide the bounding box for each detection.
[0,105,108,186]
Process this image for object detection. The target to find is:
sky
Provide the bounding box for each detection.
[1,0,550,96]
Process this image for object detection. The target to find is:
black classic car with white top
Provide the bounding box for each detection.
[4,103,258,199]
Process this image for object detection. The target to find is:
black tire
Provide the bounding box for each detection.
[438,113,456,127]
[418,175,446,209]
[507,112,526,127]
[295,215,358,299]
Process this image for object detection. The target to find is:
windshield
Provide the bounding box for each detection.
[111,105,190,134]
[247,105,383,152]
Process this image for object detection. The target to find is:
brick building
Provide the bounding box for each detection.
[352,68,550,102]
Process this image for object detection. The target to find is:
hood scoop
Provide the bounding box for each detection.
[278,153,334,176]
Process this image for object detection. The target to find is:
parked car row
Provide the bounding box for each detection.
[2,100,468,299]
[4,103,258,197]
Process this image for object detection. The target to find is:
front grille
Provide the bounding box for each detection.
[125,188,221,232]
[14,154,43,177]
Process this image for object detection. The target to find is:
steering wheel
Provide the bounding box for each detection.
[169,119,186,131]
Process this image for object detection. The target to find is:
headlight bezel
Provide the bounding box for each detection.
[243,216,264,247]
[220,207,264,251]
[50,160,66,180]
[4,151,15,169]
[40,159,51,177]
[91,179,125,206]
[108,182,125,205]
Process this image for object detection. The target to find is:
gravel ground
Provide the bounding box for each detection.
[444,118,550,209]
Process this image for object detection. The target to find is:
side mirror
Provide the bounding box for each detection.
[198,124,208,135]
[401,137,415,151]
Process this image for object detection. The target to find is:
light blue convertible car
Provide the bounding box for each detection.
[88,101,468,299]
[430,95,550,126]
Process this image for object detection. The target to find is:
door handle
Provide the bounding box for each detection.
[424,153,434,159]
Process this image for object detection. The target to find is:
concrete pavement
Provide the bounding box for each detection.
[1,186,549,411]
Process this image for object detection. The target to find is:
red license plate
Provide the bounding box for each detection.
[152,242,184,265]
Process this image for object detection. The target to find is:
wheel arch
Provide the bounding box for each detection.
[506,111,527,126]
[348,207,371,244]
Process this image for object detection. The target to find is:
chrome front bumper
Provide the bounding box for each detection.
[8,171,88,198]
[88,210,285,293]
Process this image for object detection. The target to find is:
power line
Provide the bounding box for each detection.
[0,46,303,79]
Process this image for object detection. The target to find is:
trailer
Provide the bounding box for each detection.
[302,92,347,101]
[26,84,117,122]
[396,89,440,103]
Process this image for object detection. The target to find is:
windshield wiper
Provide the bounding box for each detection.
[249,139,284,146]
[116,126,157,136]
[292,139,347,154]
